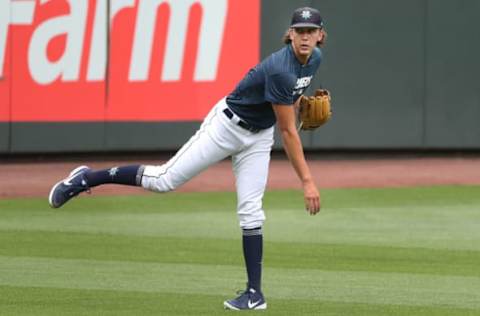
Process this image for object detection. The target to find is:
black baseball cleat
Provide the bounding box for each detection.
[224,287,267,310]
[48,166,91,208]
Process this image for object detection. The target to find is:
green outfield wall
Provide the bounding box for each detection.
[263,0,480,150]
[1,0,479,154]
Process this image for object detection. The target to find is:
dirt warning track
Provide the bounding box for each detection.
[1,156,480,199]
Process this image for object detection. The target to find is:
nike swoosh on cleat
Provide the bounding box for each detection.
[62,170,83,186]
[247,300,261,309]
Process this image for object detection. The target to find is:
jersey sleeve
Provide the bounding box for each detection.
[264,72,297,105]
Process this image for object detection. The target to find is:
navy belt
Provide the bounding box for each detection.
[223,108,261,133]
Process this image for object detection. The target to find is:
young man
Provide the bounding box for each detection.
[49,7,327,311]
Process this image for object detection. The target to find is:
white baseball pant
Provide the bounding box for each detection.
[141,98,275,229]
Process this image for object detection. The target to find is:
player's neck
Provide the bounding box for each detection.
[290,43,310,65]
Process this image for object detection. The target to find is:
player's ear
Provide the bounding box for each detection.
[318,29,327,46]
[288,28,295,41]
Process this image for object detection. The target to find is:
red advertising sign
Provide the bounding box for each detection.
[3,0,260,122]
[0,46,9,122]
[0,1,11,122]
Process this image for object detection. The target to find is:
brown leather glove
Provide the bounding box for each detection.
[298,89,332,130]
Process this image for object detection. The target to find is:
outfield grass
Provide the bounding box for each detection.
[0,186,479,315]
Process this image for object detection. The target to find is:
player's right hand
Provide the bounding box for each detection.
[303,180,320,215]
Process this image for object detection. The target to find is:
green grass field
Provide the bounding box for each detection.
[1,186,480,315]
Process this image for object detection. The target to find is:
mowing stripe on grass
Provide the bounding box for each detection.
[1,188,480,251]
[1,203,479,250]
[1,186,479,315]
[1,230,479,277]
[2,286,477,316]
[1,255,479,309]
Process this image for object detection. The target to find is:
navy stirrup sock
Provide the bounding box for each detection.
[84,165,143,188]
[242,227,263,292]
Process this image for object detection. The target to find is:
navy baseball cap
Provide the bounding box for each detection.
[290,7,323,29]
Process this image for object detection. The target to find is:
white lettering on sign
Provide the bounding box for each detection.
[87,0,135,81]
[0,0,36,78]
[129,0,228,82]
[28,0,88,85]
[3,0,228,84]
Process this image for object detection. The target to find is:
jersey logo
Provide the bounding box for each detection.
[293,75,313,95]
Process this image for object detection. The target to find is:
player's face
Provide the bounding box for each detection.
[289,27,322,63]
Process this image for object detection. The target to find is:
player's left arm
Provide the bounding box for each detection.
[293,95,302,110]
[272,104,320,215]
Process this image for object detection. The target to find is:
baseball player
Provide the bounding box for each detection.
[49,7,328,310]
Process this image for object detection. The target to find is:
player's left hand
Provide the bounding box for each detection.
[303,180,320,215]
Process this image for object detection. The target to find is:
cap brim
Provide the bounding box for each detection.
[291,22,321,28]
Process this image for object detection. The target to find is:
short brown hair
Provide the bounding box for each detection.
[283,28,327,47]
